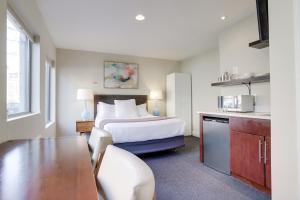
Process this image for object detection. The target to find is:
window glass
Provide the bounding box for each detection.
[7,12,32,116]
[45,61,53,123]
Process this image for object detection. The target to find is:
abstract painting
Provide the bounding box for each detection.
[104,61,138,89]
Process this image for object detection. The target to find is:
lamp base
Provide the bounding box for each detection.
[153,111,160,116]
[81,110,91,121]
[152,103,161,116]
[152,107,160,116]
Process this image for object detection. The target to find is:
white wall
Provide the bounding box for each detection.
[269,0,300,199]
[0,0,8,142]
[56,49,180,136]
[180,14,271,137]
[180,50,220,136]
[295,1,300,198]
[219,14,270,112]
[0,0,56,143]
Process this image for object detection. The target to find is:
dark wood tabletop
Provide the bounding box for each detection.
[0,137,98,200]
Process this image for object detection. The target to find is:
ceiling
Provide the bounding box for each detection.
[36,0,256,61]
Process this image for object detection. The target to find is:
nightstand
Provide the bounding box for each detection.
[76,120,94,135]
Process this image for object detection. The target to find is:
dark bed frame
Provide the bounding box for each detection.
[94,94,185,155]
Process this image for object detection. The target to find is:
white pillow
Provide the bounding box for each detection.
[137,104,149,117]
[97,102,115,118]
[114,99,138,118]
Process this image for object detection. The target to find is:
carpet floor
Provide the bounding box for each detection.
[141,136,271,200]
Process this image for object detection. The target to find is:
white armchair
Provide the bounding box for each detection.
[88,127,113,174]
[97,145,155,200]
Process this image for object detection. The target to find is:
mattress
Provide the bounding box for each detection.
[95,117,185,143]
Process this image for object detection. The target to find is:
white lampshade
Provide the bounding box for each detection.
[150,90,163,100]
[77,89,93,100]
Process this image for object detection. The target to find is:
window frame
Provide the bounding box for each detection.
[45,61,53,124]
[6,8,34,118]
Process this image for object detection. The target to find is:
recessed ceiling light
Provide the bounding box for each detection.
[135,14,145,21]
[221,16,227,20]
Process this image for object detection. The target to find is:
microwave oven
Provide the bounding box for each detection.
[218,95,255,112]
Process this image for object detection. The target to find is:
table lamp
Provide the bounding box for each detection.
[77,89,93,121]
[150,90,163,116]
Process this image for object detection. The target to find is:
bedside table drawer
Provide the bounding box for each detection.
[77,125,91,132]
[76,121,94,133]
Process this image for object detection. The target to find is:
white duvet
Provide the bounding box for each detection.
[95,116,185,143]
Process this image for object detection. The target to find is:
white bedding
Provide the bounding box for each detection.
[95,116,185,143]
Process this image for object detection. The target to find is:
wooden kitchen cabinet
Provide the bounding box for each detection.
[199,114,271,193]
[230,117,271,192]
[229,117,270,136]
[230,131,265,186]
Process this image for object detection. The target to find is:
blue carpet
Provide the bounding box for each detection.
[141,136,271,200]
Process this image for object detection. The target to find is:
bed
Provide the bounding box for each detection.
[94,94,185,155]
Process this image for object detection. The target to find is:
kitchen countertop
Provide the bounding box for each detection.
[197,111,271,120]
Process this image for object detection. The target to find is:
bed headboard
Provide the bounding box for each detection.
[94,94,148,117]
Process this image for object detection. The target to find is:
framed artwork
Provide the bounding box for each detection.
[104,61,138,89]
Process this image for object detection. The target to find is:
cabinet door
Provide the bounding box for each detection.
[231,131,265,186]
[265,136,271,189]
[174,73,192,134]
[166,74,176,117]
[230,117,270,137]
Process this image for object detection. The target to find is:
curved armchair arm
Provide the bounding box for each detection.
[97,145,155,200]
[92,131,113,163]
[89,127,113,173]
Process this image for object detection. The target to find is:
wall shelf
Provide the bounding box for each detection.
[211,74,270,87]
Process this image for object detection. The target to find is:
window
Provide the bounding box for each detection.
[45,61,54,124]
[6,11,33,117]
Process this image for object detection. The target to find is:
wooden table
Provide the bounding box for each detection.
[0,137,98,200]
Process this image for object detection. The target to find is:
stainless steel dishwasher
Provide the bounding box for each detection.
[203,116,230,175]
